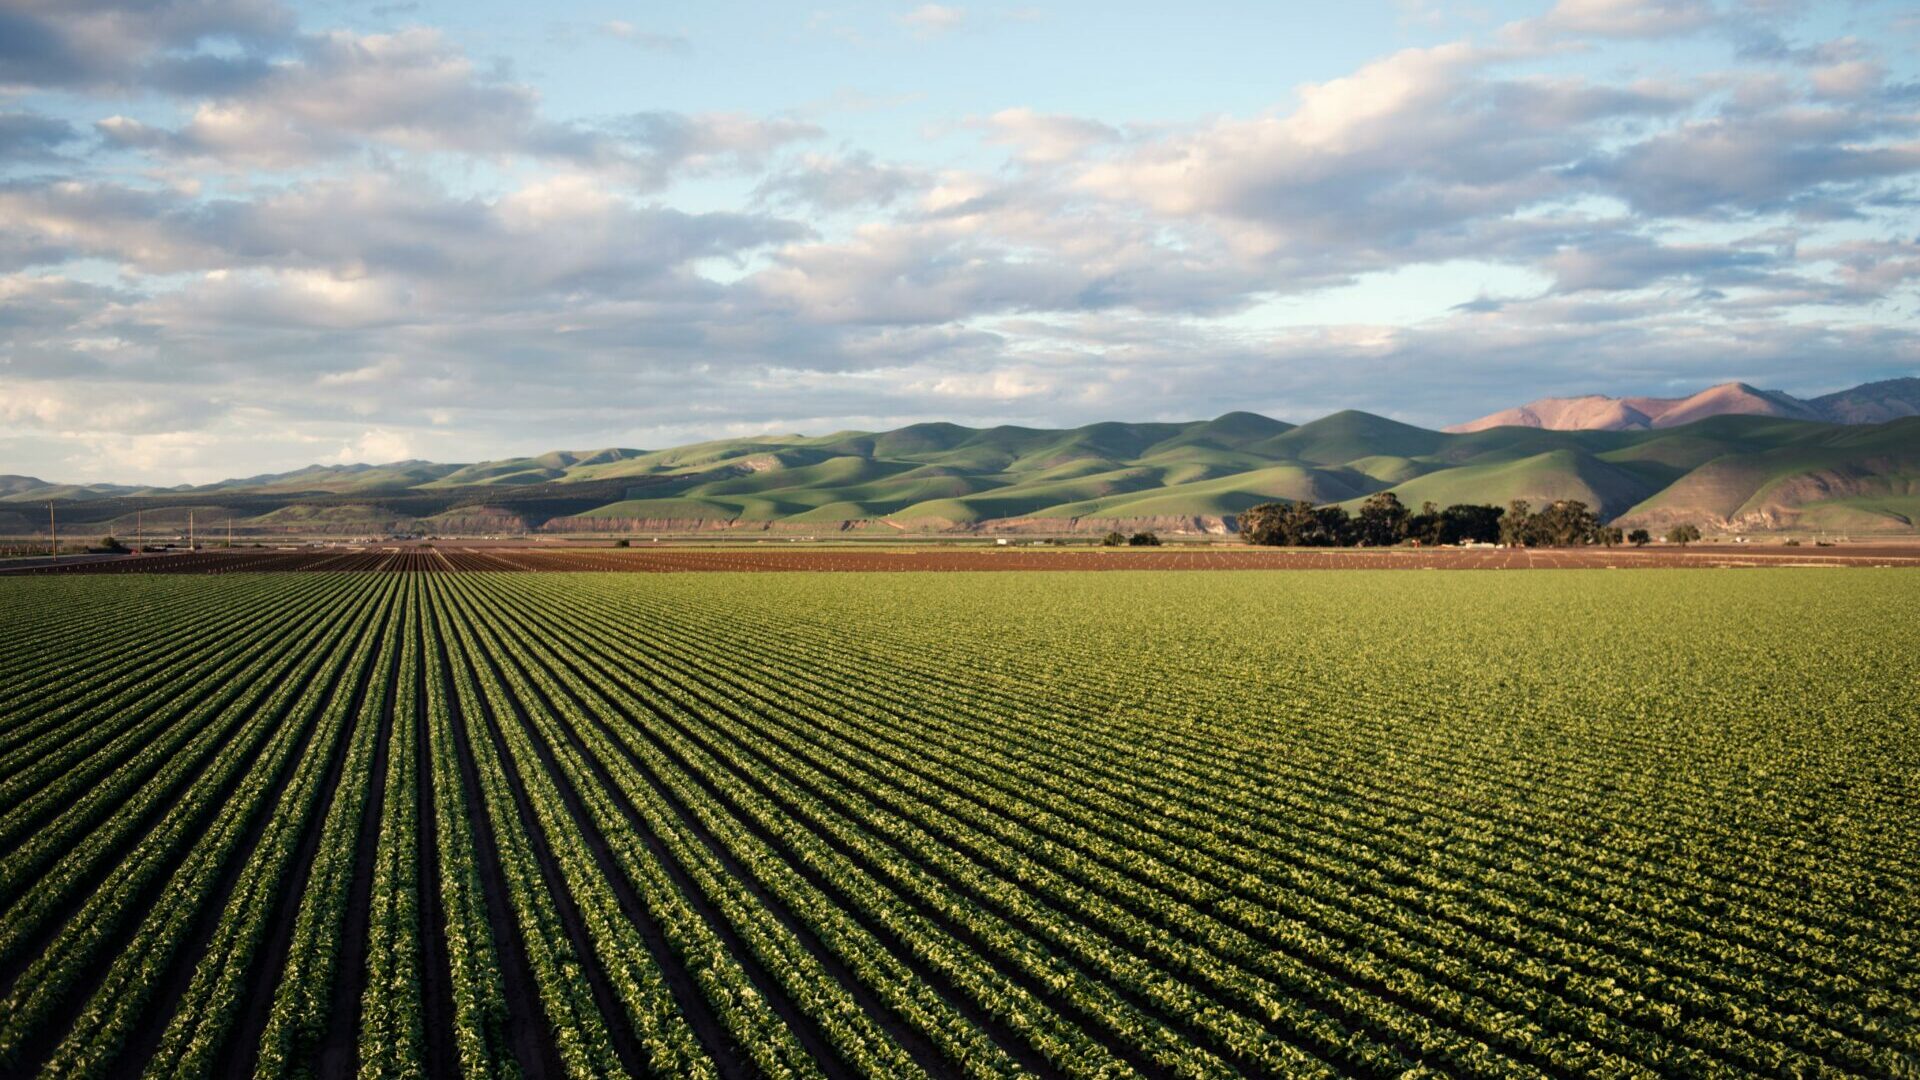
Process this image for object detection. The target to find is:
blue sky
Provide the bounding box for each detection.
[3,0,1918,482]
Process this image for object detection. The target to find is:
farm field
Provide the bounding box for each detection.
[10,541,1920,574]
[0,570,1916,1078]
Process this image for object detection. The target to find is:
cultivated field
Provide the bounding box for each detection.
[9,541,1920,574]
[0,570,1915,1077]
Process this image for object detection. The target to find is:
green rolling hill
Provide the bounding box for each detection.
[9,411,1919,536]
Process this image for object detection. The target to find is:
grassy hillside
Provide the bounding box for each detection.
[1375,450,1659,520]
[1615,418,1920,532]
[13,413,1918,535]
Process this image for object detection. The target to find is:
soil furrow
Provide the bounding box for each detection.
[415,582,460,1079]
[492,580,1158,1080]
[95,581,389,1077]
[525,632,1034,1080]
[451,623,658,1079]
[430,609,565,1080]
[453,589,853,1080]
[312,590,402,1079]
[0,578,368,939]
[595,662,1185,1080]
[0,577,382,1052]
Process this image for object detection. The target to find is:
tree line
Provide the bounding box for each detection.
[1240,494,1699,548]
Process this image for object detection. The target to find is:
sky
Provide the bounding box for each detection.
[2,0,1919,484]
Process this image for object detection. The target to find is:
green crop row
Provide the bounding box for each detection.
[0,568,1912,1079]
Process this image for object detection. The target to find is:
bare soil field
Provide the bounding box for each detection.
[9,543,1920,574]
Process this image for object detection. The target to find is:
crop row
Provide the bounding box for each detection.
[0,569,1911,1079]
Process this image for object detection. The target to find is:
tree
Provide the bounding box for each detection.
[1238,505,1284,546]
[1666,523,1702,546]
[1438,504,1503,545]
[1355,491,1409,547]
[1402,500,1442,546]
[1238,501,1350,546]
[1628,528,1650,547]
[1595,525,1624,547]
[1289,501,1353,547]
[1102,531,1127,547]
[1127,531,1161,547]
[1535,499,1600,546]
[1500,500,1535,547]
[613,538,631,548]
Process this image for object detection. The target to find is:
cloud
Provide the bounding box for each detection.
[0,0,294,93]
[752,152,929,210]
[6,0,1920,485]
[0,173,807,297]
[0,381,220,436]
[976,107,1120,165]
[1542,234,1777,292]
[1527,0,1720,41]
[92,28,575,167]
[0,112,82,159]
[1069,44,1690,282]
[1572,107,1920,216]
[899,4,966,38]
[89,27,816,186]
[1808,60,1885,101]
[601,21,691,54]
[0,266,224,437]
[608,111,824,187]
[328,429,414,464]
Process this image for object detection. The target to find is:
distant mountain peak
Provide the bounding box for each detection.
[1810,377,1920,425]
[1446,377,1916,433]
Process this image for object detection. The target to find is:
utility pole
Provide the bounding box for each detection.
[189,510,195,552]
[227,517,233,549]
[136,509,143,550]
[48,501,56,562]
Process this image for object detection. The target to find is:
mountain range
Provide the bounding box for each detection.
[5,378,1920,537]
[1447,377,1920,433]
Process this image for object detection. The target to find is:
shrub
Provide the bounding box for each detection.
[1127,531,1161,547]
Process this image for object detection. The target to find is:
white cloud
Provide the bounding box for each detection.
[0,377,220,435]
[976,108,1120,165]
[1808,60,1884,100]
[90,26,816,187]
[329,429,414,464]
[899,4,966,38]
[753,152,929,210]
[1524,0,1720,42]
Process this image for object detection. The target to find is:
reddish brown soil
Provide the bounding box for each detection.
[10,544,1920,574]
